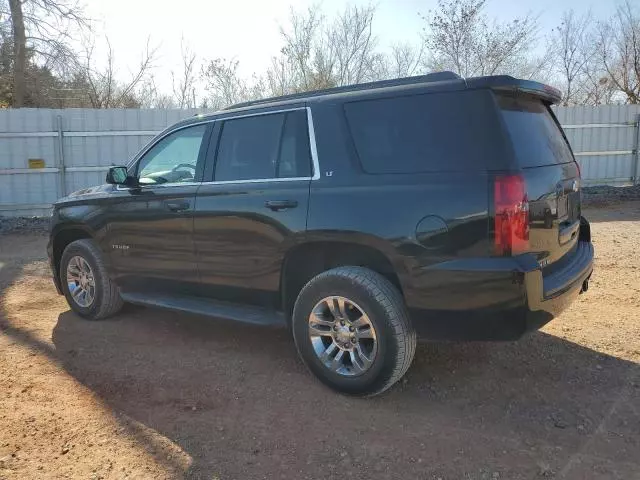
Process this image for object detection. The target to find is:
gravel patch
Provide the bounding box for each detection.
[582,185,640,207]
[0,216,50,235]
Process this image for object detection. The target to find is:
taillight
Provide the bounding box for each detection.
[494,175,529,256]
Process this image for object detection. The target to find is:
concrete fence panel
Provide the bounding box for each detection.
[0,105,639,216]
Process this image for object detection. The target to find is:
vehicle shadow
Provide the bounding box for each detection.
[46,306,639,479]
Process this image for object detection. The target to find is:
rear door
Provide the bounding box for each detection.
[496,94,581,266]
[193,107,314,306]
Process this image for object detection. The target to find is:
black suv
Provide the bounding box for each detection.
[48,73,594,396]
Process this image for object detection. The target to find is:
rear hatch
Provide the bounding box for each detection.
[495,93,581,269]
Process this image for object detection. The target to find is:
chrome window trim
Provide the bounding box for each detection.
[306,107,321,181]
[200,177,312,185]
[116,182,201,191]
[215,106,305,121]
[122,106,321,189]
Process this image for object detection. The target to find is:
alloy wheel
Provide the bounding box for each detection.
[308,296,378,376]
[66,255,96,308]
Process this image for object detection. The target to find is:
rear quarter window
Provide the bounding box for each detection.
[343,90,503,174]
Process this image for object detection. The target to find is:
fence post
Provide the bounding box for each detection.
[56,114,66,197]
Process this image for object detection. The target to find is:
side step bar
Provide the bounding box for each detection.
[120,292,287,328]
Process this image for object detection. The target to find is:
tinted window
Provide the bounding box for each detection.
[344,90,500,173]
[214,110,312,181]
[278,110,312,178]
[497,95,574,168]
[137,125,207,185]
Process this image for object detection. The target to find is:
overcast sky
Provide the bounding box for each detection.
[83,0,621,95]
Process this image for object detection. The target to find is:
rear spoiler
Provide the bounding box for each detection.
[466,75,562,104]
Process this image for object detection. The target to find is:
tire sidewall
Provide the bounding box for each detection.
[60,242,104,319]
[293,272,402,395]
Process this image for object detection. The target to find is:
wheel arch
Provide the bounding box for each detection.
[280,239,405,321]
[51,225,95,281]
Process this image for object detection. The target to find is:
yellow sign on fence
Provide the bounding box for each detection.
[28,159,45,169]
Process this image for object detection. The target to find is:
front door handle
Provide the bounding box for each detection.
[165,200,190,212]
[265,200,298,211]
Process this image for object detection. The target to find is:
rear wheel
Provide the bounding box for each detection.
[292,266,416,396]
[60,239,123,320]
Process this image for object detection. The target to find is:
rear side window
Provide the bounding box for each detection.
[497,95,574,168]
[278,110,312,178]
[214,110,312,181]
[344,90,501,173]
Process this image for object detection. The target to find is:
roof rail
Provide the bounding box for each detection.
[224,71,462,110]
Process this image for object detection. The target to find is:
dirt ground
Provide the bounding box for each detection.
[0,202,639,480]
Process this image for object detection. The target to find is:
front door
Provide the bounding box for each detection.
[193,107,314,306]
[104,122,211,294]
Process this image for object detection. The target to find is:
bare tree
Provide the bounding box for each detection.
[384,42,425,78]
[201,4,393,107]
[582,70,618,105]
[278,5,323,92]
[4,0,88,106]
[421,0,540,78]
[77,35,158,108]
[547,11,618,106]
[138,76,176,108]
[330,4,380,85]
[201,57,264,109]
[263,3,383,95]
[596,1,640,104]
[550,10,594,105]
[172,38,197,108]
[581,35,618,106]
[265,54,296,97]
[0,21,11,106]
[6,0,26,106]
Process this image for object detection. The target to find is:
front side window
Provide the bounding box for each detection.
[214,110,312,181]
[137,124,207,185]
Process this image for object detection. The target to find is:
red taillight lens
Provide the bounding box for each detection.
[494,175,529,256]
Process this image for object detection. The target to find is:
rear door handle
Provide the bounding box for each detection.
[164,200,190,212]
[265,200,298,211]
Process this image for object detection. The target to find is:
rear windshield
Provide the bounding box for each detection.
[344,90,503,174]
[497,94,574,168]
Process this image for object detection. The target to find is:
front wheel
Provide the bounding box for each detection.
[60,239,123,320]
[292,266,416,396]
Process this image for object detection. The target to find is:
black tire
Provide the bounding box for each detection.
[292,266,416,396]
[60,239,123,320]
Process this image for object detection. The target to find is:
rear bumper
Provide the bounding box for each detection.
[523,240,593,332]
[406,219,594,341]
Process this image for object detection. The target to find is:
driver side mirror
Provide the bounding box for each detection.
[106,166,137,187]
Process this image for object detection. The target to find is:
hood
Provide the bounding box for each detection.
[55,184,115,204]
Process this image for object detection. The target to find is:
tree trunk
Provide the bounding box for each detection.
[9,0,27,108]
